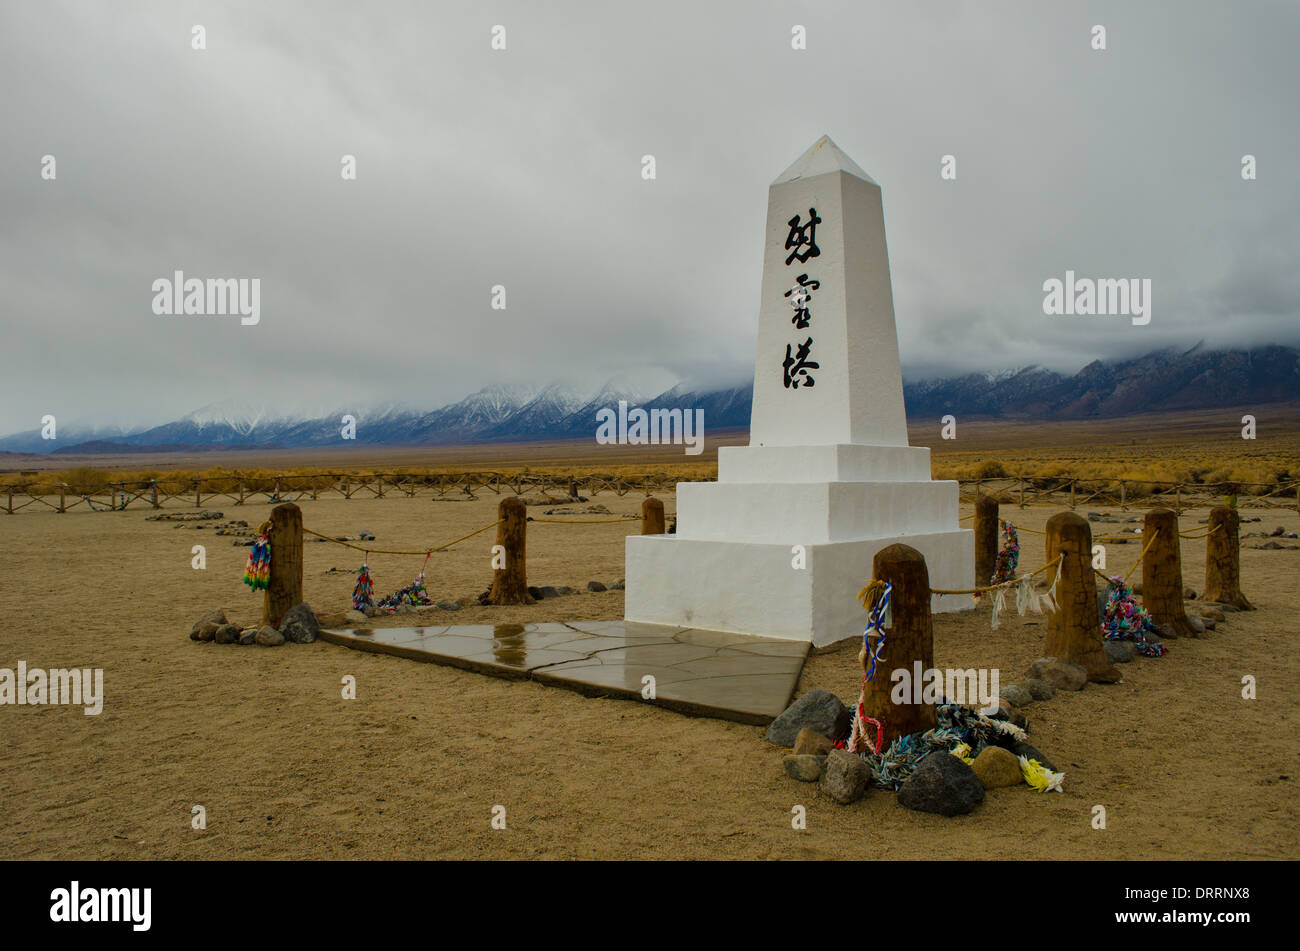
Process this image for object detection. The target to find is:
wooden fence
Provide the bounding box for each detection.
[3,471,1298,515]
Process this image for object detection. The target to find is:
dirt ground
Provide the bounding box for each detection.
[1,491,1296,860]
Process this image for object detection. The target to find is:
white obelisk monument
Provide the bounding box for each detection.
[624,135,972,646]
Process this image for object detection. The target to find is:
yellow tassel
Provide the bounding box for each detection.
[1019,755,1065,793]
[857,579,886,613]
[950,742,974,765]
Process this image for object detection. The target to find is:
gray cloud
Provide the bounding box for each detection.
[2,0,1297,434]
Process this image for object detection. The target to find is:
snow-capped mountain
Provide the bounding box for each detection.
[3,346,1296,454]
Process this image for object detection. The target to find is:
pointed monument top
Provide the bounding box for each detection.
[772,135,877,187]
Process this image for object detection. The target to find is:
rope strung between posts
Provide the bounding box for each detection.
[528,517,641,524]
[301,518,503,555]
[928,553,1064,596]
[1178,524,1222,539]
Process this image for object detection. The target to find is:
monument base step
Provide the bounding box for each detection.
[624,530,973,647]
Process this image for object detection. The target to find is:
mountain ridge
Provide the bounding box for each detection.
[4,345,1295,454]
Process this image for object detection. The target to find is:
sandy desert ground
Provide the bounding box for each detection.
[1,490,1297,860]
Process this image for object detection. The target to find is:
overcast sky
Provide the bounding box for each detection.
[2,0,1297,434]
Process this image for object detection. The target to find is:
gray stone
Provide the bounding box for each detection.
[255,626,285,647]
[1013,742,1057,773]
[537,586,561,599]
[609,581,625,591]
[763,689,851,746]
[783,754,826,783]
[213,623,241,645]
[1023,678,1056,701]
[555,586,577,596]
[1201,617,1216,631]
[1184,587,1197,600]
[586,580,607,592]
[437,600,461,611]
[818,749,871,804]
[237,628,257,646]
[897,751,985,816]
[793,727,834,756]
[190,609,227,641]
[1186,614,1205,635]
[1000,684,1034,707]
[345,609,367,623]
[279,603,319,644]
[1103,640,1136,664]
[1027,657,1088,691]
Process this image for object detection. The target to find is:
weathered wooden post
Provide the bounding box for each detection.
[641,497,666,535]
[1203,505,1254,610]
[264,502,304,627]
[195,477,202,507]
[58,483,66,513]
[973,495,999,586]
[486,497,534,605]
[863,544,938,747]
[149,480,159,510]
[1141,507,1197,638]
[1045,512,1120,683]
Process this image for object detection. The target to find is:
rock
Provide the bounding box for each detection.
[1023,678,1056,701]
[609,580,625,591]
[1271,525,1285,537]
[555,586,577,596]
[213,623,241,645]
[783,754,826,783]
[190,609,227,640]
[345,609,367,623]
[437,600,461,611]
[1198,606,1225,621]
[358,529,375,540]
[1184,587,1197,600]
[255,626,285,647]
[793,727,834,756]
[763,689,851,746]
[190,622,220,643]
[1027,657,1088,691]
[1012,742,1057,772]
[971,746,1023,789]
[527,586,543,600]
[1087,512,1103,521]
[238,628,257,646]
[279,603,319,644]
[537,586,561,599]
[818,749,871,804]
[1103,640,1136,664]
[999,684,1034,708]
[586,580,607,592]
[1201,617,1216,631]
[897,752,985,816]
[1186,614,1205,636]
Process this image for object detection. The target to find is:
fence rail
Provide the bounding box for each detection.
[2,472,1298,515]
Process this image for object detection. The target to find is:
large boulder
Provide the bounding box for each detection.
[763,689,851,746]
[279,603,319,644]
[970,746,1023,789]
[897,752,985,816]
[818,749,871,804]
[1027,657,1088,691]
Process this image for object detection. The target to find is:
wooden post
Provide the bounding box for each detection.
[58,483,66,513]
[486,497,534,605]
[264,502,304,627]
[1141,507,1197,638]
[864,545,938,747]
[195,478,202,507]
[641,497,666,535]
[570,478,580,500]
[973,495,999,587]
[150,481,159,510]
[1203,505,1254,610]
[1045,512,1120,683]
[1119,480,1127,511]
[238,483,245,505]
